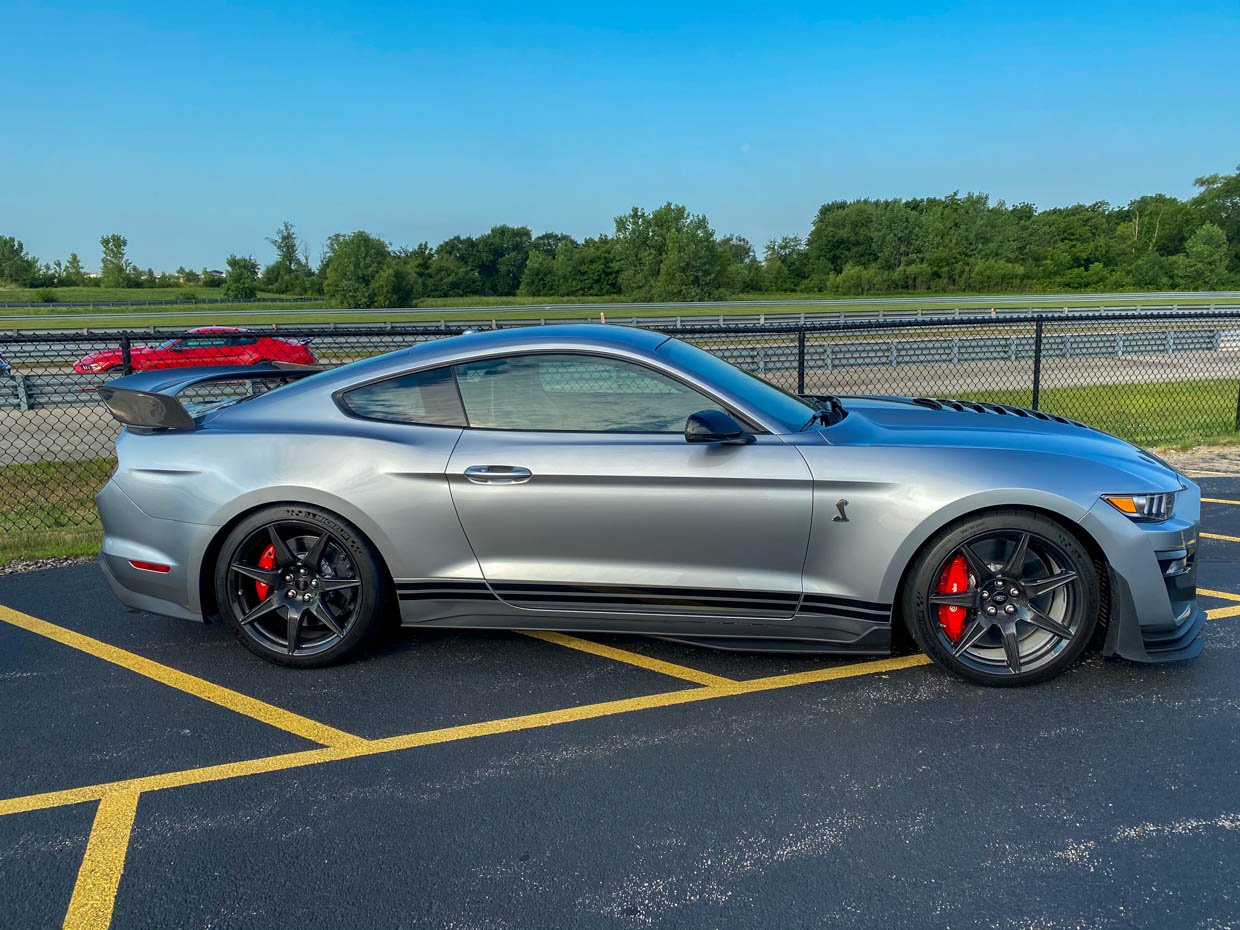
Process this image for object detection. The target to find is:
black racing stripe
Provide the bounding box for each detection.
[796,605,892,623]
[496,593,794,613]
[396,579,489,592]
[394,597,496,605]
[800,594,891,614]
[491,580,799,604]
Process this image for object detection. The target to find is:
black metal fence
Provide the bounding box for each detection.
[3,311,1239,552]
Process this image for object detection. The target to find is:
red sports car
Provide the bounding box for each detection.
[74,327,317,373]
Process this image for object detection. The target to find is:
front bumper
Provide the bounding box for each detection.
[96,479,210,622]
[1081,484,1205,664]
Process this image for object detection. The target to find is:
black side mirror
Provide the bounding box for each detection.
[684,409,755,445]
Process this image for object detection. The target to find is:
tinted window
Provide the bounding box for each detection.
[658,338,815,432]
[453,353,717,432]
[340,366,466,425]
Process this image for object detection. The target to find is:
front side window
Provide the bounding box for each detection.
[453,353,717,432]
[340,366,466,425]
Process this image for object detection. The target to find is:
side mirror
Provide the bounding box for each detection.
[684,409,755,445]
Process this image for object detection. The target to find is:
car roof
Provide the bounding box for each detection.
[224,325,669,416]
[185,326,248,334]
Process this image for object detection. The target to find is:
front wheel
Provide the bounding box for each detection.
[214,505,391,667]
[902,510,1100,686]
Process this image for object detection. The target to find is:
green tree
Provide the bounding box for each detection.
[1193,167,1240,242]
[63,252,86,286]
[553,237,619,296]
[517,251,559,296]
[371,260,414,308]
[322,231,393,307]
[222,254,260,300]
[99,234,133,288]
[612,204,727,300]
[262,221,312,293]
[0,236,40,286]
[1179,222,1231,289]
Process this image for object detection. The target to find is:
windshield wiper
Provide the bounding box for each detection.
[800,395,847,430]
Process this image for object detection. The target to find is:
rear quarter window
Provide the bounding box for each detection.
[339,366,466,426]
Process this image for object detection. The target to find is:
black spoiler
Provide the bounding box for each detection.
[97,362,324,431]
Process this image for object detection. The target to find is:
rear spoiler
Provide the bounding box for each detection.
[97,362,324,431]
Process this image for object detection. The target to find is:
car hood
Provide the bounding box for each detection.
[818,396,1183,488]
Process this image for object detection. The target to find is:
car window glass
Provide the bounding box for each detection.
[340,366,466,426]
[184,337,230,348]
[453,353,716,432]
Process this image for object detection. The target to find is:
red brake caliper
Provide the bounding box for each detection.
[936,554,970,641]
[254,544,276,600]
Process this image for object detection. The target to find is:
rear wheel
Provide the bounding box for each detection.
[903,510,1100,686]
[214,505,390,667]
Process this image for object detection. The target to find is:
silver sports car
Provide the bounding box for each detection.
[95,324,1203,686]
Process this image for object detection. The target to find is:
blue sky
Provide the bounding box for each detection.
[2,1,1238,270]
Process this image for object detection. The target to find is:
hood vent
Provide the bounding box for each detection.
[911,397,1088,428]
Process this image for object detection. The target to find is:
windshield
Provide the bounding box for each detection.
[658,337,817,433]
[155,339,180,350]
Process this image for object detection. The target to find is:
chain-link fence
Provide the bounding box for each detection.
[3,312,1239,559]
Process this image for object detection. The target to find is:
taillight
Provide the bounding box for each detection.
[129,560,171,573]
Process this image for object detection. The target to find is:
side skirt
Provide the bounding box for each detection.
[394,579,893,654]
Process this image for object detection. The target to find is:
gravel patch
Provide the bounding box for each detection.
[1155,443,1240,477]
[0,555,95,577]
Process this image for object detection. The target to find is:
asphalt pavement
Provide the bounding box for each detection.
[2,481,1239,930]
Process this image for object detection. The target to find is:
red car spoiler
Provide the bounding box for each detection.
[97,362,323,431]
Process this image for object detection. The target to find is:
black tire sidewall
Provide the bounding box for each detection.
[213,504,389,668]
[903,509,1100,687]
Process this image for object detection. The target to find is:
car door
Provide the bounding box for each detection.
[444,352,813,618]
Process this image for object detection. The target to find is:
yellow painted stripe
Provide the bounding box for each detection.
[1202,498,1240,506]
[521,630,738,687]
[1200,588,1240,603]
[1207,604,1240,620]
[62,792,139,930]
[0,653,931,819]
[0,606,364,749]
[1201,531,1240,543]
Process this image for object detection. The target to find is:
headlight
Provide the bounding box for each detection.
[1102,492,1176,522]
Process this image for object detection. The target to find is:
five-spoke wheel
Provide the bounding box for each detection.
[905,510,1100,686]
[215,505,389,666]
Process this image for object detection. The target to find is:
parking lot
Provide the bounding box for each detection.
[1,481,1239,929]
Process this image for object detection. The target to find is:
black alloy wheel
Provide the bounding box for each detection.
[215,505,389,667]
[905,510,1100,686]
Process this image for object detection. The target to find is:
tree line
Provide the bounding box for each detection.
[2,166,1237,305]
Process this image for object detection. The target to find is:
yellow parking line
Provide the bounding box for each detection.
[1207,604,1240,620]
[1201,531,1240,543]
[0,606,364,749]
[520,630,738,687]
[0,653,931,819]
[62,792,139,930]
[1202,498,1240,506]
[1200,588,1240,603]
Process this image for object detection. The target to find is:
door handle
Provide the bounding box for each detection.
[463,465,533,485]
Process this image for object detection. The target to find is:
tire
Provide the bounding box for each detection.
[213,504,391,667]
[902,509,1100,687]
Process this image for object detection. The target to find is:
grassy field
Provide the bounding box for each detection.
[972,379,1238,448]
[0,458,111,561]
[0,292,1233,332]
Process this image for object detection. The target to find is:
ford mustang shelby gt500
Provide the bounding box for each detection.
[95,324,1203,685]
